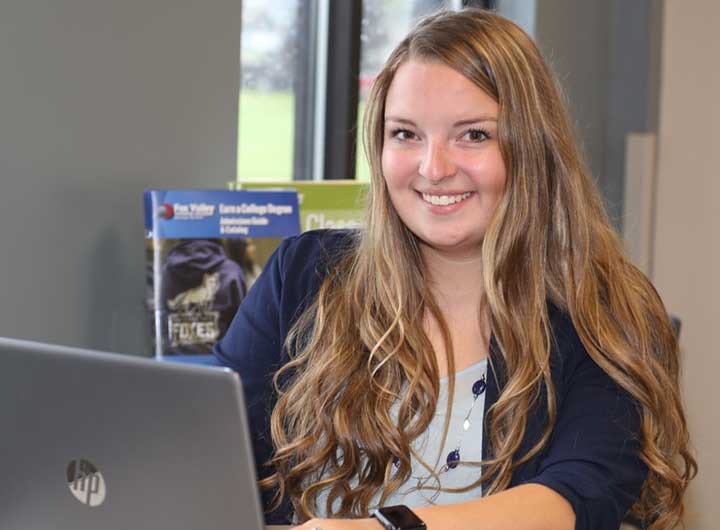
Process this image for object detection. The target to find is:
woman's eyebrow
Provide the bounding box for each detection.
[384,116,498,126]
[384,116,416,125]
[454,116,498,126]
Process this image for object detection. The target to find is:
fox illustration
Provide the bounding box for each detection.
[166,272,220,310]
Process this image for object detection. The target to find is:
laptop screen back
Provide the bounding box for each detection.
[0,337,265,530]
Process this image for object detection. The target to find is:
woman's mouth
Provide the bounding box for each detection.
[420,191,473,206]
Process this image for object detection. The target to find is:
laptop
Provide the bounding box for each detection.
[0,336,269,530]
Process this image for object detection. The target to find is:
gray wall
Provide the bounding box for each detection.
[652,1,719,526]
[604,0,663,227]
[0,0,241,354]
[535,0,611,210]
[530,0,661,227]
[496,0,536,38]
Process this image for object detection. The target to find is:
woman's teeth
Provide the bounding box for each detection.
[421,192,472,206]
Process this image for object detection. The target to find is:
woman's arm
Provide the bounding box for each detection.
[293,484,574,530]
[414,484,574,530]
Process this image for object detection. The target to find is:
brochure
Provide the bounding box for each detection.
[144,189,300,358]
[233,180,367,232]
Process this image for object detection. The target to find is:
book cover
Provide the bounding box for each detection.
[233,180,367,232]
[144,189,300,358]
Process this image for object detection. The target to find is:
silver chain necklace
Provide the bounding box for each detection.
[392,369,488,490]
[440,372,486,472]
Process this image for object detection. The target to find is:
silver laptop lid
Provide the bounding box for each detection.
[0,337,265,530]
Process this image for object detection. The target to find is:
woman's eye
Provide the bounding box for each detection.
[463,128,489,142]
[391,129,416,141]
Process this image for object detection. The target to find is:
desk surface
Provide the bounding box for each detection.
[269,521,639,529]
[269,522,639,529]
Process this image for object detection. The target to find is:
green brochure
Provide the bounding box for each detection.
[233,180,368,232]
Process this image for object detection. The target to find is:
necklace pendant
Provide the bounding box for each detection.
[463,418,470,431]
[446,449,460,469]
[472,377,487,397]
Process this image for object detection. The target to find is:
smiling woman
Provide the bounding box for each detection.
[214,8,696,530]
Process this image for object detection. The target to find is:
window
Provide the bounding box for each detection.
[237,0,491,183]
[237,0,304,181]
[356,0,449,181]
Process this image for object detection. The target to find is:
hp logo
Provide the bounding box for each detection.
[66,458,107,507]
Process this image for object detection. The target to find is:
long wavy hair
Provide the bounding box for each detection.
[261,9,696,529]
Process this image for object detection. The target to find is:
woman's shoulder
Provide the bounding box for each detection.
[545,302,591,379]
[274,227,357,265]
[280,228,359,257]
[546,302,579,348]
[272,228,360,287]
[545,302,621,392]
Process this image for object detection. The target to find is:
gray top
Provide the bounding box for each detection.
[316,359,488,515]
[380,358,488,508]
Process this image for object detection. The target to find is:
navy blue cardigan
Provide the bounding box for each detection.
[213,229,647,530]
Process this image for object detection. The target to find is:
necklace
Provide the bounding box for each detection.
[394,367,487,494]
[393,366,487,480]
[441,372,487,472]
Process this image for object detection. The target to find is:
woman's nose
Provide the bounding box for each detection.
[419,142,456,182]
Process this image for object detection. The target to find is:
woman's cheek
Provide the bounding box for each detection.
[382,147,418,188]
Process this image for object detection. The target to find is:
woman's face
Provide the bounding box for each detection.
[381,60,507,260]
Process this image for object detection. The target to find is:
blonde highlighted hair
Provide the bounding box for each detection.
[262,9,696,529]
